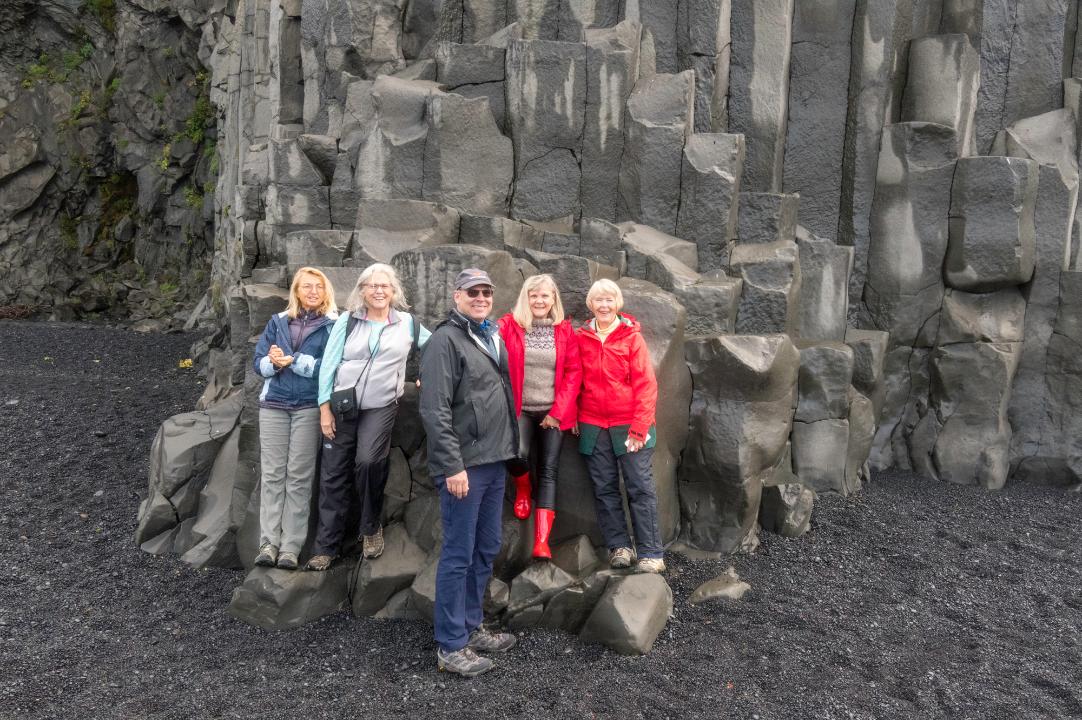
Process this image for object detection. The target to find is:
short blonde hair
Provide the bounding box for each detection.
[586,279,623,312]
[511,274,564,331]
[347,262,409,312]
[287,267,337,318]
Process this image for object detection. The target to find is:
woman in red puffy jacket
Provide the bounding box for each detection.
[498,274,582,559]
[575,279,665,574]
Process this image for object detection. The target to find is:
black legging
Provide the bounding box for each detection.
[516,411,563,509]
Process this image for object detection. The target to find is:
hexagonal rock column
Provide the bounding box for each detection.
[863,121,958,348]
[680,334,799,553]
[912,341,1022,489]
[506,39,587,222]
[391,244,534,329]
[435,41,507,130]
[617,70,695,234]
[579,573,673,655]
[1040,270,1082,483]
[421,93,513,216]
[782,0,855,238]
[900,35,979,157]
[728,0,794,192]
[676,133,745,272]
[945,156,1038,292]
[676,0,732,133]
[737,192,798,245]
[795,229,853,342]
[582,20,642,221]
[729,240,801,335]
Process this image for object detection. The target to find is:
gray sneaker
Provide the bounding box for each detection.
[276,551,299,570]
[608,547,635,569]
[362,526,385,559]
[635,557,666,574]
[467,628,517,653]
[436,647,495,678]
[254,543,278,567]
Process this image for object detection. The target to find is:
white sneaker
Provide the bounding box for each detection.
[635,557,666,574]
[609,547,635,569]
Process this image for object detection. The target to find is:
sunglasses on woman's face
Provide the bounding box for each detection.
[465,287,493,298]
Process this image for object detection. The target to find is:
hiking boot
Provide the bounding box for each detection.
[362,526,385,559]
[467,628,517,654]
[305,554,333,571]
[436,647,495,678]
[608,547,635,569]
[254,543,278,567]
[276,552,299,570]
[635,557,666,574]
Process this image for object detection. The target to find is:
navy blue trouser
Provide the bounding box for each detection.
[434,461,505,652]
[584,428,663,559]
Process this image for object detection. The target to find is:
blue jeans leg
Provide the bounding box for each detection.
[619,446,663,559]
[584,429,633,552]
[434,462,506,652]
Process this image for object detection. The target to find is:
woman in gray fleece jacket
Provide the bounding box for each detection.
[306,263,430,571]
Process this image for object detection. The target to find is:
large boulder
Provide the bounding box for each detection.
[228,561,355,630]
[759,483,815,538]
[351,523,428,616]
[579,573,673,655]
[729,240,801,335]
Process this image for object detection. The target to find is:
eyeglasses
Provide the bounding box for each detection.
[364,283,392,292]
[465,287,493,298]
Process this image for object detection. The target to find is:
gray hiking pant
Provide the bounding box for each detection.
[258,406,320,555]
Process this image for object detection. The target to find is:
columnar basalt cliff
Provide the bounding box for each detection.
[33,0,1072,653]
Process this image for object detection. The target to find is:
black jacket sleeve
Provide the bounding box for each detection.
[419,328,464,478]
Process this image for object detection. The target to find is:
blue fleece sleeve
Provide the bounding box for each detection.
[410,314,433,349]
[252,318,276,376]
[292,353,317,377]
[318,314,350,405]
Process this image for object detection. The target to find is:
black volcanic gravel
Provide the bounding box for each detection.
[2,320,1082,719]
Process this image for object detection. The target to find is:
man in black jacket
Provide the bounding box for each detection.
[420,268,519,678]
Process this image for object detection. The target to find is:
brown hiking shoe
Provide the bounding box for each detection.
[254,544,278,568]
[362,526,385,559]
[305,554,333,571]
[437,647,495,678]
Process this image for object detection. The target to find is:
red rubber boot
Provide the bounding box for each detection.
[512,473,532,520]
[533,509,555,559]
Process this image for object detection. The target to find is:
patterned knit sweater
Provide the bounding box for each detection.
[522,318,556,414]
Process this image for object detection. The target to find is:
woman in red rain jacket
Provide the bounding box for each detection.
[498,274,582,559]
[575,279,664,574]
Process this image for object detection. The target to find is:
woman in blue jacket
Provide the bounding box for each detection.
[251,267,338,570]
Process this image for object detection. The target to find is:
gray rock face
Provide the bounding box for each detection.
[617,70,695,234]
[681,334,798,553]
[792,418,851,494]
[737,192,798,245]
[579,573,673,655]
[676,0,731,132]
[392,243,532,328]
[422,93,513,215]
[355,77,442,201]
[354,199,461,263]
[946,156,1038,292]
[728,0,794,192]
[676,133,744,272]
